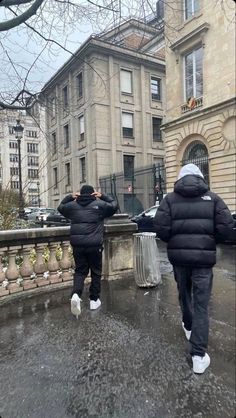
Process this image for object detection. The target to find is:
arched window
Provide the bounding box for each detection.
[182,141,209,184]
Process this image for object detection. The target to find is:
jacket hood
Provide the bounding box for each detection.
[174,175,209,197]
[76,194,96,206]
[178,163,204,179]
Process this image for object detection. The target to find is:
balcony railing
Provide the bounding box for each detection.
[0,214,137,298]
[181,97,203,114]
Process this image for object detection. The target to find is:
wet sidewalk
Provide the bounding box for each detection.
[0,256,235,418]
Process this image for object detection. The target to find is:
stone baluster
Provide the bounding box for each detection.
[34,244,49,287]
[20,245,37,290]
[48,243,61,283]
[5,246,23,294]
[60,241,72,282]
[0,247,9,297]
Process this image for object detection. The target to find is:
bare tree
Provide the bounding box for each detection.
[0,0,158,111]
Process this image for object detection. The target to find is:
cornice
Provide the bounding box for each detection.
[162,97,236,131]
[42,37,165,92]
[170,22,210,52]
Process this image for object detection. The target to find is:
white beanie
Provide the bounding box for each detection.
[178,163,204,180]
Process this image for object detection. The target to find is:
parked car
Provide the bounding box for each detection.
[44,210,70,227]
[27,208,57,223]
[131,206,236,244]
[131,205,159,233]
[23,207,40,220]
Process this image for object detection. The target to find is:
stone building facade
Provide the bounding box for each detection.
[163,0,235,210]
[0,108,48,207]
[41,19,166,208]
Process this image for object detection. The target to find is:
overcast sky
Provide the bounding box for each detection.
[0,0,155,103]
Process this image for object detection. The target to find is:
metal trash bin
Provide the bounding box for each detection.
[133,232,161,287]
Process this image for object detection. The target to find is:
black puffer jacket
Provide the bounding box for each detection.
[58,193,117,248]
[154,175,234,267]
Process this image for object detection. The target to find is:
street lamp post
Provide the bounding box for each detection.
[37,181,40,207]
[13,118,24,218]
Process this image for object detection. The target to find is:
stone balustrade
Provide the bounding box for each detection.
[0,214,137,298]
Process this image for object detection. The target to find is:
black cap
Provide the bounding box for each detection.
[80,185,94,195]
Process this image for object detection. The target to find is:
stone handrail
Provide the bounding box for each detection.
[0,214,137,298]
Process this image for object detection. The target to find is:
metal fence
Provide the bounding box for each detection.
[99,163,166,217]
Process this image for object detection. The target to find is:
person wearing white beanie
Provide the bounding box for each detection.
[178,163,204,179]
[154,163,234,374]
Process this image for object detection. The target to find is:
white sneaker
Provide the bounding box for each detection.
[182,322,191,340]
[71,294,81,318]
[90,299,101,310]
[192,353,210,374]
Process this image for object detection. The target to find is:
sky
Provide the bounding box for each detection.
[0,0,156,105]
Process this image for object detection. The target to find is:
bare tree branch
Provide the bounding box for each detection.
[0,0,44,32]
[0,0,33,6]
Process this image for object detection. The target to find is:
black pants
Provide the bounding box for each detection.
[72,247,103,301]
[173,266,213,357]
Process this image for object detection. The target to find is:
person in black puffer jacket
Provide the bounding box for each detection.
[58,185,117,316]
[154,163,234,374]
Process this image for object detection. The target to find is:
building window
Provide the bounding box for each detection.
[184,0,199,20]
[120,69,133,94]
[28,186,38,193]
[79,115,85,141]
[151,77,161,101]
[26,130,37,138]
[11,181,19,189]
[53,167,58,188]
[184,46,203,100]
[9,141,18,149]
[63,85,69,107]
[8,126,15,135]
[123,155,134,180]
[28,156,39,166]
[65,162,71,186]
[52,132,57,154]
[10,167,19,176]
[64,124,70,148]
[152,117,162,142]
[10,153,18,162]
[28,169,39,179]
[28,195,38,205]
[27,143,39,153]
[80,157,86,183]
[76,72,83,98]
[122,112,134,138]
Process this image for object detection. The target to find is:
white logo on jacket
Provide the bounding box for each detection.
[201,196,211,200]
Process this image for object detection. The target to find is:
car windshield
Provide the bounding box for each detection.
[144,207,158,217]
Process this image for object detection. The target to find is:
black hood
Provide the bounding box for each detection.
[174,175,209,197]
[76,194,96,206]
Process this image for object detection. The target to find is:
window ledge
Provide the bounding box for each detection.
[170,22,210,53]
[181,11,203,28]
[181,96,203,113]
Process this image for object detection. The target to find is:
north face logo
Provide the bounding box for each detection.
[201,196,211,201]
